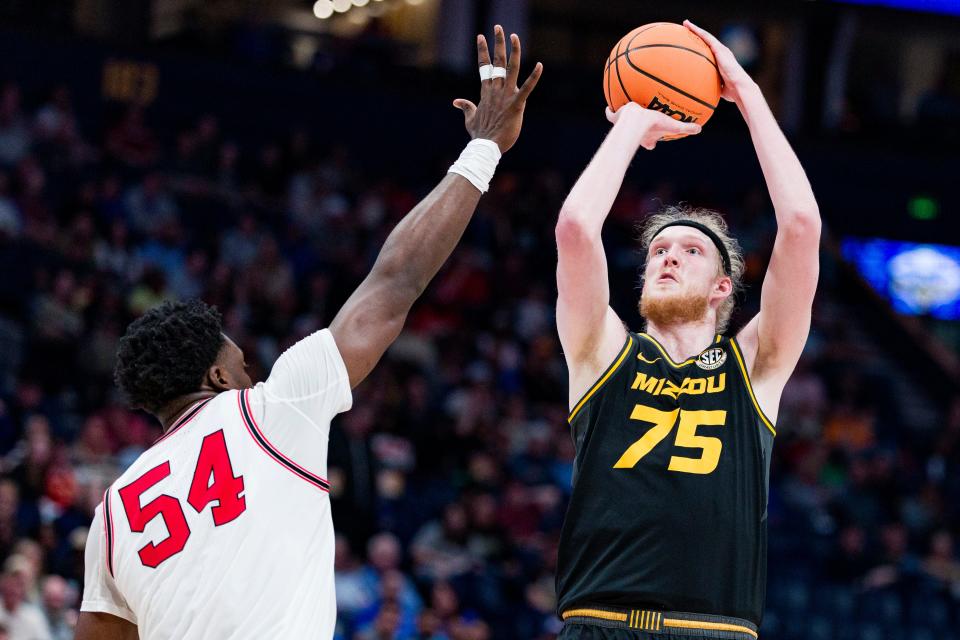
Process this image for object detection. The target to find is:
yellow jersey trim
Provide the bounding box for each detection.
[638,333,694,368]
[561,608,626,622]
[562,609,754,637]
[729,338,776,436]
[568,335,634,423]
[664,617,758,639]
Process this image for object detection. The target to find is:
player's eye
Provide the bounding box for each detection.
[655,248,666,255]
[688,247,700,255]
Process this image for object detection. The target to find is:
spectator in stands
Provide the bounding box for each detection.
[32,86,90,168]
[356,533,422,632]
[105,105,158,169]
[428,581,460,637]
[123,171,180,237]
[39,575,75,640]
[329,405,379,549]
[922,529,960,593]
[335,534,372,628]
[864,521,920,590]
[94,220,137,279]
[33,87,77,146]
[0,84,31,168]
[411,503,475,583]
[0,172,21,238]
[0,566,51,640]
[826,524,873,584]
[219,212,261,270]
[355,599,403,640]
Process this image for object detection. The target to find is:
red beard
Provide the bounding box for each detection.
[639,288,710,326]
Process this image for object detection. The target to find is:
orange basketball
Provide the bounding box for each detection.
[603,22,722,139]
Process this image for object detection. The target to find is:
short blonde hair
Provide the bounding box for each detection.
[638,205,744,333]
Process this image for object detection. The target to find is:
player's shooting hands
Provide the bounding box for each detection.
[453,25,543,154]
[606,102,701,151]
[683,20,755,105]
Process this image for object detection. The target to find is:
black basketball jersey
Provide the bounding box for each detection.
[556,331,775,625]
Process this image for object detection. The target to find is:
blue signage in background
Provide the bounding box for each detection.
[834,0,960,16]
[842,238,960,320]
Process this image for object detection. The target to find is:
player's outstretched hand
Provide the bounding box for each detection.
[606,102,701,151]
[683,20,753,104]
[453,25,543,154]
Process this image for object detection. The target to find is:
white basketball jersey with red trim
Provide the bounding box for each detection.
[81,329,352,640]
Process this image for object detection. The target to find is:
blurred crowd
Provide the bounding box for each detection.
[0,78,958,640]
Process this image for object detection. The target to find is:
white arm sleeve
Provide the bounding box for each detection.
[80,505,137,625]
[246,329,353,479]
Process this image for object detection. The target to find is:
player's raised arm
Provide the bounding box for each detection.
[330,26,542,388]
[685,20,821,395]
[556,104,700,403]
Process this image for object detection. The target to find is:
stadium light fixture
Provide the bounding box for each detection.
[313,0,334,19]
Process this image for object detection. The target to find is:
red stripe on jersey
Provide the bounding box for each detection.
[237,390,330,493]
[103,488,115,578]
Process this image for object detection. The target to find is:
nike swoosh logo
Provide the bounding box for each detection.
[637,353,661,365]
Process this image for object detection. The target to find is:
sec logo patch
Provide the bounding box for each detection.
[696,347,727,370]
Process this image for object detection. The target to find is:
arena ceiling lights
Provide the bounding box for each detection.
[313,0,387,20]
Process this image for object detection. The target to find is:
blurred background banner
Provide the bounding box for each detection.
[834,0,960,17]
[0,1,958,639]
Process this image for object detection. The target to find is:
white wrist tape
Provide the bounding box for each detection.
[448,139,502,194]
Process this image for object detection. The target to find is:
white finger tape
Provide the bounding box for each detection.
[491,66,507,79]
[479,64,494,81]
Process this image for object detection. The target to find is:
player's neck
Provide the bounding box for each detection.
[644,321,717,363]
[156,391,218,433]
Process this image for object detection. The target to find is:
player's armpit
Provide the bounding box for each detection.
[563,306,628,410]
[746,216,820,385]
[75,611,139,640]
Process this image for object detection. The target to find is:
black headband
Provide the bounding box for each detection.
[650,219,732,276]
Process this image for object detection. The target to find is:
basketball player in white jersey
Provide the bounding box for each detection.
[75,27,542,640]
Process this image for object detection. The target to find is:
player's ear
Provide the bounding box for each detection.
[715,275,733,297]
[206,364,232,392]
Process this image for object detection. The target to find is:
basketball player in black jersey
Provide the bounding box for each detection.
[553,21,820,639]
